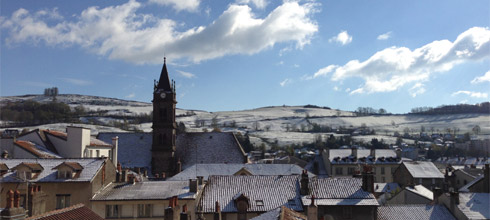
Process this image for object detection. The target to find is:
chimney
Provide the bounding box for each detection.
[6,190,14,209]
[111,136,118,166]
[14,190,20,208]
[432,187,443,204]
[300,170,310,195]
[307,195,318,220]
[1,150,8,158]
[370,148,376,159]
[362,165,374,193]
[121,169,127,182]
[136,167,141,174]
[214,201,222,220]
[395,148,402,158]
[484,164,489,193]
[352,148,358,158]
[1,190,26,220]
[197,176,204,185]
[177,158,182,174]
[67,126,90,158]
[116,162,122,182]
[190,179,198,193]
[449,190,459,214]
[180,204,190,220]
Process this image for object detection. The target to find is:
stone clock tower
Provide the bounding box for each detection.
[151,57,177,177]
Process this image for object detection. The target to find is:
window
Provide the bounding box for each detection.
[335,167,343,175]
[18,171,32,180]
[89,150,93,158]
[58,170,72,179]
[106,205,120,218]
[342,206,352,219]
[56,195,70,209]
[96,150,100,157]
[381,167,385,175]
[464,180,467,185]
[347,167,355,175]
[138,204,152,218]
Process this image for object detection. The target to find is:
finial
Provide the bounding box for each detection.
[164,57,166,64]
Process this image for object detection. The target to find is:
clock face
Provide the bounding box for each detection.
[160,92,166,98]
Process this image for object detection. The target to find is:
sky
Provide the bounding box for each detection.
[1,0,489,113]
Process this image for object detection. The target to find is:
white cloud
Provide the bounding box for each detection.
[452,90,488,98]
[377,31,392,40]
[0,0,318,64]
[471,70,490,84]
[237,0,268,9]
[333,86,339,91]
[409,83,426,97]
[149,0,200,12]
[61,78,92,86]
[329,30,352,45]
[125,93,135,98]
[279,78,292,87]
[176,70,196,78]
[345,88,351,92]
[311,27,490,94]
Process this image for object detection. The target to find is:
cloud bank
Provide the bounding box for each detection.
[313,27,490,95]
[1,0,318,64]
[452,90,488,98]
[471,70,490,84]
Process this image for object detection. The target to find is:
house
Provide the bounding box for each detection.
[322,148,403,182]
[0,158,115,216]
[439,192,490,220]
[26,203,104,220]
[198,175,304,220]
[91,179,201,219]
[458,164,489,193]
[377,204,455,220]
[97,132,248,177]
[167,163,315,181]
[448,168,479,190]
[393,161,444,189]
[434,157,490,169]
[386,185,433,205]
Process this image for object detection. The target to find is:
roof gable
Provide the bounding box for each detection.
[403,161,444,178]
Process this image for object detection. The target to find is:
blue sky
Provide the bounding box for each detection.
[1,0,489,113]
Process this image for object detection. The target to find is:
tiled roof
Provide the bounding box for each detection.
[302,177,378,206]
[26,203,104,220]
[250,206,307,220]
[328,149,401,164]
[43,130,68,140]
[375,183,400,193]
[92,181,197,201]
[168,164,315,181]
[405,185,433,201]
[402,161,444,179]
[200,175,303,213]
[13,162,44,171]
[175,132,247,170]
[377,205,455,220]
[13,140,61,158]
[458,193,490,219]
[97,132,247,171]
[89,138,112,147]
[53,162,84,171]
[0,158,105,183]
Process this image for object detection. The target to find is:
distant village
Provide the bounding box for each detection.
[0,60,489,220]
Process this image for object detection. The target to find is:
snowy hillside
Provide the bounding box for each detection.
[1,94,489,147]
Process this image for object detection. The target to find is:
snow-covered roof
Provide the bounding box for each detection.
[375,182,400,193]
[328,149,400,165]
[458,193,490,220]
[302,178,378,206]
[402,161,444,179]
[14,140,61,158]
[0,158,106,183]
[200,175,303,213]
[377,205,455,220]
[98,132,247,171]
[405,185,433,201]
[92,181,197,201]
[168,164,314,181]
[435,157,490,167]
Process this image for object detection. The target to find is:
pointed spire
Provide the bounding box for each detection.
[157,57,172,91]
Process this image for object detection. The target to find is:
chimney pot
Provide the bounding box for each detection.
[6,190,14,209]
[14,190,20,208]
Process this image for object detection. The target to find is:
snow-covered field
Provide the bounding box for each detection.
[1,94,489,147]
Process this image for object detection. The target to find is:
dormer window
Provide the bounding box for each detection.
[12,163,43,180]
[53,162,83,180]
[58,170,73,179]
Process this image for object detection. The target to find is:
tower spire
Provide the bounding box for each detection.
[157,57,172,91]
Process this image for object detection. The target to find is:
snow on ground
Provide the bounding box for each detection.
[5,123,127,135]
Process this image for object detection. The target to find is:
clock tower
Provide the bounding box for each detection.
[151,57,177,177]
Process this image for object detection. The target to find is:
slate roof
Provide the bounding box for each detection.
[168,164,314,181]
[402,161,444,179]
[405,185,433,201]
[199,175,303,213]
[457,193,490,219]
[377,205,456,220]
[26,203,104,220]
[97,132,247,171]
[0,158,106,183]
[14,140,61,158]
[250,206,307,220]
[328,149,401,165]
[92,181,197,201]
[302,177,378,206]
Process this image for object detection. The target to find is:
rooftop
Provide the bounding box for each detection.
[377,205,455,220]
[458,193,490,220]
[250,206,307,220]
[92,181,197,201]
[302,177,378,206]
[328,149,401,165]
[26,203,104,220]
[402,161,444,179]
[405,185,433,201]
[14,140,60,158]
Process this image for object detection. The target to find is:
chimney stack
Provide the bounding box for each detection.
[361,165,374,193]
[307,195,318,220]
[180,204,190,220]
[6,190,14,209]
[190,179,198,193]
[121,169,127,182]
[1,190,26,220]
[300,170,310,195]
[111,136,118,166]
[197,176,204,185]
[432,187,443,204]
[352,148,358,158]
[370,148,376,159]
[214,201,222,220]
